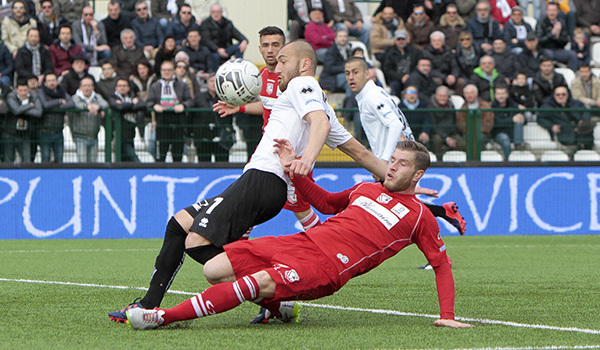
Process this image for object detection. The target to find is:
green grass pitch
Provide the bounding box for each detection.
[1,235,599,349]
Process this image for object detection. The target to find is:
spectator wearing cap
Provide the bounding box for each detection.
[304,8,336,63]
[102,1,132,48]
[370,6,406,65]
[466,0,503,54]
[131,0,164,60]
[60,53,95,95]
[405,3,435,50]
[503,6,533,54]
[110,28,145,79]
[288,0,333,41]
[516,32,544,78]
[15,28,54,85]
[488,0,517,26]
[535,2,578,71]
[436,4,467,50]
[382,29,423,98]
[49,25,85,77]
[573,0,600,38]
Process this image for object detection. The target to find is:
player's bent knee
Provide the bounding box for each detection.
[203,252,235,284]
[252,270,276,298]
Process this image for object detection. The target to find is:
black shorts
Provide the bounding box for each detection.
[184,169,287,247]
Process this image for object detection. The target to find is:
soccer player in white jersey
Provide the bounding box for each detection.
[345,57,466,245]
[108,40,389,324]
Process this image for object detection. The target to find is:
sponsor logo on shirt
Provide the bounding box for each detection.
[305,98,320,105]
[377,193,392,204]
[336,253,349,264]
[376,103,385,110]
[198,217,209,228]
[391,203,410,219]
[300,86,313,94]
[352,196,399,229]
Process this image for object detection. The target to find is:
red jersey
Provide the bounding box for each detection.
[259,67,281,131]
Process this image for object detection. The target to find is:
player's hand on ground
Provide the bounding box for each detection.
[415,186,439,198]
[433,319,473,328]
[273,138,297,171]
[213,101,240,117]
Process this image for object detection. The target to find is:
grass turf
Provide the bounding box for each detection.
[1,235,599,349]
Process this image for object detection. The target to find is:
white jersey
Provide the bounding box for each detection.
[244,76,352,191]
[355,80,414,161]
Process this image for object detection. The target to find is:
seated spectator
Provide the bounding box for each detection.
[72,6,111,66]
[491,84,526,159]
[456,0,477,20]
[532,56,567,106]
[397,85,431,148]
[573,0,600,37]
[38,0,68,46]
[571,27,589,68]
[538,0,576,37]
[455,30,482,80]
[304,8,335,63]
[405,3,435,50]
[423,31,465,95]
[319,29,352,95]
[436,4,467,50]
[406,58,437,102]
[423,0,454,24]
[372,0,413,22]
[111,28,145,79]
[456,84,494,145]
[326,0,370,46]
[15,28,54,85]
[174,58,200,99]
[166,3,200,45]
[491,39,519,80]
[153,36,178,76]
[54,0,90,26]
[37,72,75,163]
[382,29,422,98]
[470,55,508,102]
[571,63,600,117]
[117,0,138,21]
[131,0,164,60]
[152,0,185,30]
[102,1,132,48]
[538,85,594,151]
[510,71,535,121]
[429,85,466,160]
[109,77,146,162]
[287,0,333,41]
[200,4,247,72]
[96,60,119,100]
[2,0,38,55]
[146,60,194,162]
[181,28,214,77]
[516,32,544,78]
[49,25,85,77]
[0,42,14,87]
[535,2,578,71]
[489,0,517,26]
[60,53,94,96]
[370,6,405,64]
[70,76,108,163]
[503,6,533,54]
[131,60,156,101]
[467,0,503,55]
[5,79,43,163]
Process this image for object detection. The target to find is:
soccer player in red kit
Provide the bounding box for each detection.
[125,140,473,330]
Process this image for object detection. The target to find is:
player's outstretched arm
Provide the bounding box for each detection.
[273,138,297,171]
[415,186,439,198]
[288,110,330,178]
[213,101,263,117]
[434,319,473,328]
[338,138,388,179]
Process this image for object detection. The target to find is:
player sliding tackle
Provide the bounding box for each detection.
[125,140,473,330]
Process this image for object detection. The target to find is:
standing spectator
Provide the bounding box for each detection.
[535,2,578,71]
[571,63,600,116]
[405,3,435,50]
[571,28,589,68]
[95,60,119,100]
[491,39,519,80]
[200,4,248,72]
[15,28,54,85]
[429,85,466,160]
[53,0,90,25]
[109,77,146,162]
[455,31,482,80]
[489,0,517,25]
[397,85,432,148]
[72,6,111,66]
[37,72,74,163]
[469,55,508,102]
[117,0,138,21]
[181,28,214,77]
[151,0,186,30]
[325,0,370,46]
[456,84,494,146]
[466,0,503,55]
[5,79,42,163]
[49,25,85,77]
[369,6,405,64]
[436,4,467,50]
[102,1,132,48]
[532,57,567,106]
[70,76,108,163]
[131,0,164,60]
[304,8,335,63]
[166,3,200,45]
[572,0,600,37]
[287,0,333,41]
[37,0,68,46]
[516,32,544,78]
[422,31,465,95]
[2,0,38,55]
[146,60,193,162]
[503,6,533,54]
[319,28,352,95]
[510,71,535,121]
[406,58,437,102]
[110,28,145,79]
[490,85,526,159]
[538,85,594,152]
[0,41,14,87]
[382,29,423,98]
[60,53,94,96]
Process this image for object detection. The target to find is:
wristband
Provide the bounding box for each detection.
[239,105,246,113]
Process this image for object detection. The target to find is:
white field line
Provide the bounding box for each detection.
[1,277,600,337]
[404,346,600,350]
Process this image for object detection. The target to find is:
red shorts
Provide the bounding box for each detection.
[224,233,340,301]
[283,171,314,212]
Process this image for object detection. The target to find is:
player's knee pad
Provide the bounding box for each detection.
[185,245,225,265]
[166,217,187,238]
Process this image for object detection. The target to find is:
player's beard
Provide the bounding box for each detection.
[279,64,301,92]
[383,171,416,193]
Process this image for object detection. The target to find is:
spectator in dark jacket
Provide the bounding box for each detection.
[109,77,146,162]
[406,58,437,102]
[510,71,535,121]
[116,0,138,21]
[503,6,533,54]
[151,0,186,29]
[153,36,178,76]
[319,29,352,94]
[466,0,503,55]
[405,3,435,50]
[200,4,248,71]
[535,2,578,71]
[130,0,164,59]
[48,25,85,77]
[532,57,567,106]
[95,60,119,100]
[436,4,467,49]
[15,28,54,85]
[110,28,145,78]
[382,29,422,98]
[166,3,200,45]
[0,42,14,87]
[181,28,214,76]
[102,1,132,48]
[397,85,432,148]
[490,85,526,159]
[5,79,43,163]
[60,53,94,95]
[469,55,508,102]
[573,0,600,37]
[422,31,465,95]
[37,0,68,46]
[429,85,466,160]
[516,32,544,78]
[454,30,482,79]
[491,39,519,80]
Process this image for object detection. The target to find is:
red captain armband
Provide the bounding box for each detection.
[239,105,246,113]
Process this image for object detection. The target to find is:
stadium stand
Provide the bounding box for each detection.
[555,67,575,88]
[540,150,570,162]
[573,149,600,161]
[508,150,537,162]
[480,150,504,162]
[442,150,467,162]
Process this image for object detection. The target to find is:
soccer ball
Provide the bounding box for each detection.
[215,58,262,106]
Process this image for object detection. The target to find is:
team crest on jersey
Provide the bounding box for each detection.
[266,82,274,95]
[288,193,297,204]
[284,269,300,283]
[198,217,209,228]
[336,253,349,264]
[377,193,392,204]
[391,203,410,219]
